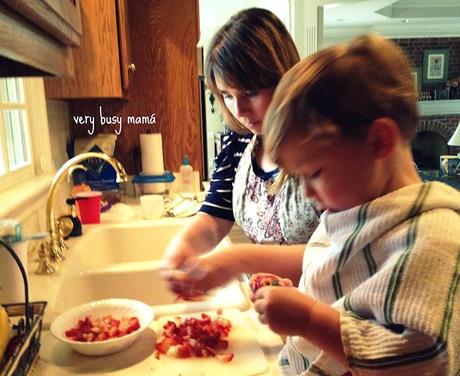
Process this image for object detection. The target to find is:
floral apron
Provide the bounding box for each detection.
[232,136,319,245]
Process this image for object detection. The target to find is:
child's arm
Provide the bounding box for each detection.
[252,286,348,368]
[230,243,306,283]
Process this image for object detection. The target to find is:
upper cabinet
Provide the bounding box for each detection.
[0,0,82,77]
[44,0,132,99]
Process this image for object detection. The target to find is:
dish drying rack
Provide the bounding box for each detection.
[0,239,47,376]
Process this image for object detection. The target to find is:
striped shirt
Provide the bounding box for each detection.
[200,132,253,221]
[281,182,460,375]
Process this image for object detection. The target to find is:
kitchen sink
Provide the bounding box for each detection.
[67,218,188,269]
[50,218,250,317]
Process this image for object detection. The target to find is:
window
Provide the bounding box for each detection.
[0,78,36,191]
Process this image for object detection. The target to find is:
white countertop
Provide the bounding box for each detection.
[31,310,283,376]
[25,206,284,376]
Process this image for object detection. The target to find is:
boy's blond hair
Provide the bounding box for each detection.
[264,34,419,162]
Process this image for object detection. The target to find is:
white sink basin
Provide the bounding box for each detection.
[68,219,186,269]
[50,218,250,317]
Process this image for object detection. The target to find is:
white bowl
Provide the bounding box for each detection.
[50,298,154,356]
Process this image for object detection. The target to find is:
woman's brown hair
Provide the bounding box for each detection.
[205,8,300,133]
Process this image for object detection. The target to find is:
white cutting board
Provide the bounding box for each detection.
[153,308,268,376]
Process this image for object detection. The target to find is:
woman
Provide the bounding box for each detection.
[163,8,319,288]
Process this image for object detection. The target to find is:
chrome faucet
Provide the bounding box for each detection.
[43,152,128,267]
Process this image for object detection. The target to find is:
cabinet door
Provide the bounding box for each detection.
[44,0,132,98]
[0,0,81,77]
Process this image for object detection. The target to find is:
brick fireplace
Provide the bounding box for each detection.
[392,37,460,171]
[412,115,460,171]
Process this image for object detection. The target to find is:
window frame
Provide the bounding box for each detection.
[0,78,52,194]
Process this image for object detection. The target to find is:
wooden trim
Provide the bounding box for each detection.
[418,100,460,116]
[3,0,82,46]
[116,0,131,92]
[0,3,74,77]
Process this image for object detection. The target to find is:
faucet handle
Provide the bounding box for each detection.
[35,243,56,275]
[49,230,66,264]
[57,215,74,240]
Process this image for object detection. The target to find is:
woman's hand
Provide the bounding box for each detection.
[161,213,234,271]
[162,236,198,270]
[162,249,240,298]
[251,286,315,337]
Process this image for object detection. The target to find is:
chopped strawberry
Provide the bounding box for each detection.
[155,337,176,354]
[215,339,229,351]
[216,353,234,362]
[126,317,141,333]
[176,344,193,358]
[154,312,233,362]
[65,314,141,342]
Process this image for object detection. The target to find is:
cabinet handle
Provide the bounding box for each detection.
[128,63,136,72]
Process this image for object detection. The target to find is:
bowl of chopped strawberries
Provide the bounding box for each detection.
[50,298,154,356]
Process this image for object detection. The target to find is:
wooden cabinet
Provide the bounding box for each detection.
[44,0,132,98]
[0,0,81,77]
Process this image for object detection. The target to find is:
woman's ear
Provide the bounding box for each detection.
[366,118,399,159]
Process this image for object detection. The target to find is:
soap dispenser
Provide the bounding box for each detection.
[59,198,82,239]
[179,155,194,197]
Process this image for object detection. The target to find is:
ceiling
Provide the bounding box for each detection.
[323,0,460,41]
[198,1,460,48]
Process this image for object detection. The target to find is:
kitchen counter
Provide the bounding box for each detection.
[25,204,284,375]
[30,310,284,376]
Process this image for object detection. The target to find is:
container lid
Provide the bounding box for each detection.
[182,155,190,165]
[132,171,176,183]
[0,218,22,244]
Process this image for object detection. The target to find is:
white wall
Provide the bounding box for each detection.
[199,0,290,50]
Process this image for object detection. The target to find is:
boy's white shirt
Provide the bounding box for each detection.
[282,181,460,375]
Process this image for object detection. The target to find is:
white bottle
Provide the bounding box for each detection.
[179,155,194,197]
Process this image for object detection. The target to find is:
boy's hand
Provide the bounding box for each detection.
[249,273,293,293]
[251,286,315,337]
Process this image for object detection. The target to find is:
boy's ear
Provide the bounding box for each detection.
[366,118,399,159]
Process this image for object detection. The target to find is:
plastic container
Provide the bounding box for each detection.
[179,155,194,196]
[71,170,92,219]
[75,191,102,224]
[139,194,164,219]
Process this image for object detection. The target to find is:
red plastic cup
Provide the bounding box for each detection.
[75,191,102,224]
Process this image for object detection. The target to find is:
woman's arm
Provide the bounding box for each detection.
[164,242,306,296]
[163,212,233,269]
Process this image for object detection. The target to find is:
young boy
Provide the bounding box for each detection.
[257,34,460,375]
